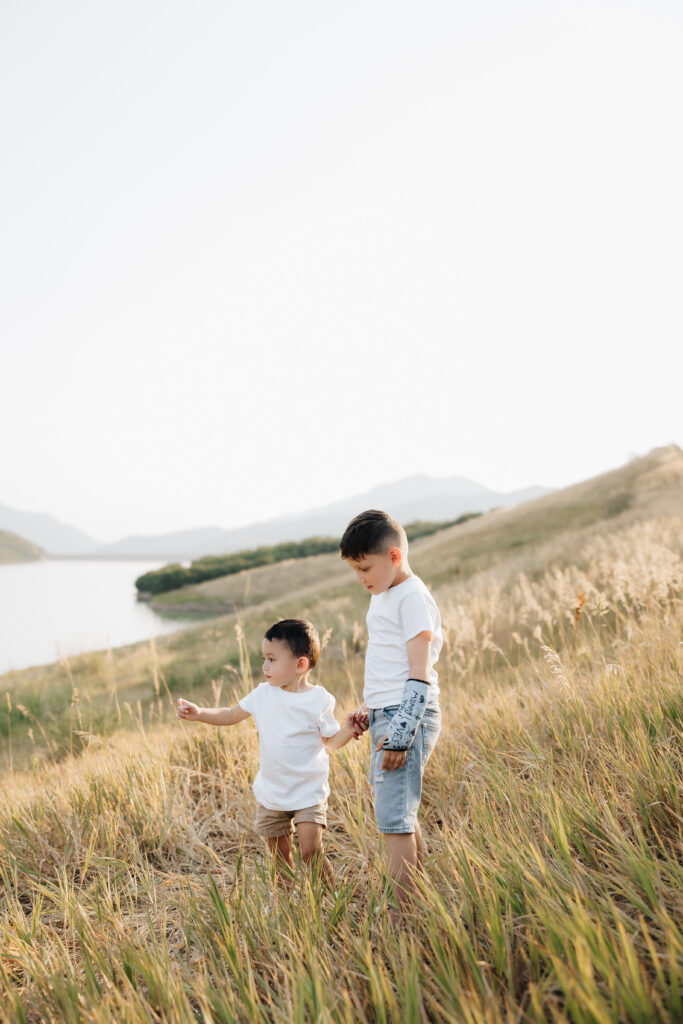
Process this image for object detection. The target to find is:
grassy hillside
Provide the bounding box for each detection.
[0,446,681,1021]
[1,446,680,771]
[0,529,44,564]
[150,548,351,612]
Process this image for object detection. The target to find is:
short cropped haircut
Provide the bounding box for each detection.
[264,619,320,669]
[339,509,405,561]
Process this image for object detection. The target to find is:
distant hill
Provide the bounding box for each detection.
[0,530,45,564]
[94,476,550,559]
[0,502,98,556]
[148,445,683,615]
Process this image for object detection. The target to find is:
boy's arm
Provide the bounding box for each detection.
[407,631,432,680]
[322,721,358,752]
[177,698,251,727]
[376,630,433,770]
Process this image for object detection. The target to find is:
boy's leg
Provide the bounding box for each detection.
[295,821,335,887]
[255,805,296,890]
[382,822,425,913]
[384,832,419,911]
[370,705,440,913]
[414,820,425,872]
[266,833,295,888]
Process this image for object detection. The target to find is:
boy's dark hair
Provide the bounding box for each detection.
[264,619,320,669]
[339,509,405,560]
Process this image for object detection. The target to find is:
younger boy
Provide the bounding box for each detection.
[340,510,442,911]
[177,618,358,888]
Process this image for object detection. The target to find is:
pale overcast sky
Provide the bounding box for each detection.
[1,0,681,542]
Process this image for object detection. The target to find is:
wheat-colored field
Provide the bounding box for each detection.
[1,450,682,1022]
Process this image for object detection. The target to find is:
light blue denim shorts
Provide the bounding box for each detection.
[368,702,442,834]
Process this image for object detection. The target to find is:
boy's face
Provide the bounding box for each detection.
[261,637,308,687]
[345,547,404,594]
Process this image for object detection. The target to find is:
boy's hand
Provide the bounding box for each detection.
[347,708,369,740]
[177,698,201,721]
[375,735,407,771]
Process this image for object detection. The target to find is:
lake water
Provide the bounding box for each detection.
[0,559,198,676]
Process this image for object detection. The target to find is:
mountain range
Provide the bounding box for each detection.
[0,475,550,560]
[0,502,98,556]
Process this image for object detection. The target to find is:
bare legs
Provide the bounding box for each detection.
[266,822,334,890]
[296,821,335,886]
[265,820,425,914]
[383,818,425,917]
[266,834,295,887]
[414,820,425,871]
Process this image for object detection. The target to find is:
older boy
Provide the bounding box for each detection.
[177,618,358,889]
[340,510,442,911]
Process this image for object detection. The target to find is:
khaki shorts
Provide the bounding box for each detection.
[253,801,327,838]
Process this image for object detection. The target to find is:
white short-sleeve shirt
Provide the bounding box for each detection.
[238,682,340,811]
[364,574,442,708]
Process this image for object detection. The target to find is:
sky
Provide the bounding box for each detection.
[1,0,681,543]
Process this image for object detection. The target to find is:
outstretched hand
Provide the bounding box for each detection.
[177,697,201,721]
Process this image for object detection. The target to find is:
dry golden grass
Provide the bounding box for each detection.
[1,486,682,1021]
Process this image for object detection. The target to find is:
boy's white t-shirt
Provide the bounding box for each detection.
[364,574,442,709]
[238,682,340,811]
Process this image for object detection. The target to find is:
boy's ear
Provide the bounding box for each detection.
[297,655,310,671]
[389,546,403,566]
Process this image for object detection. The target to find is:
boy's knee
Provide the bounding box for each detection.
[299,840,322,862]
